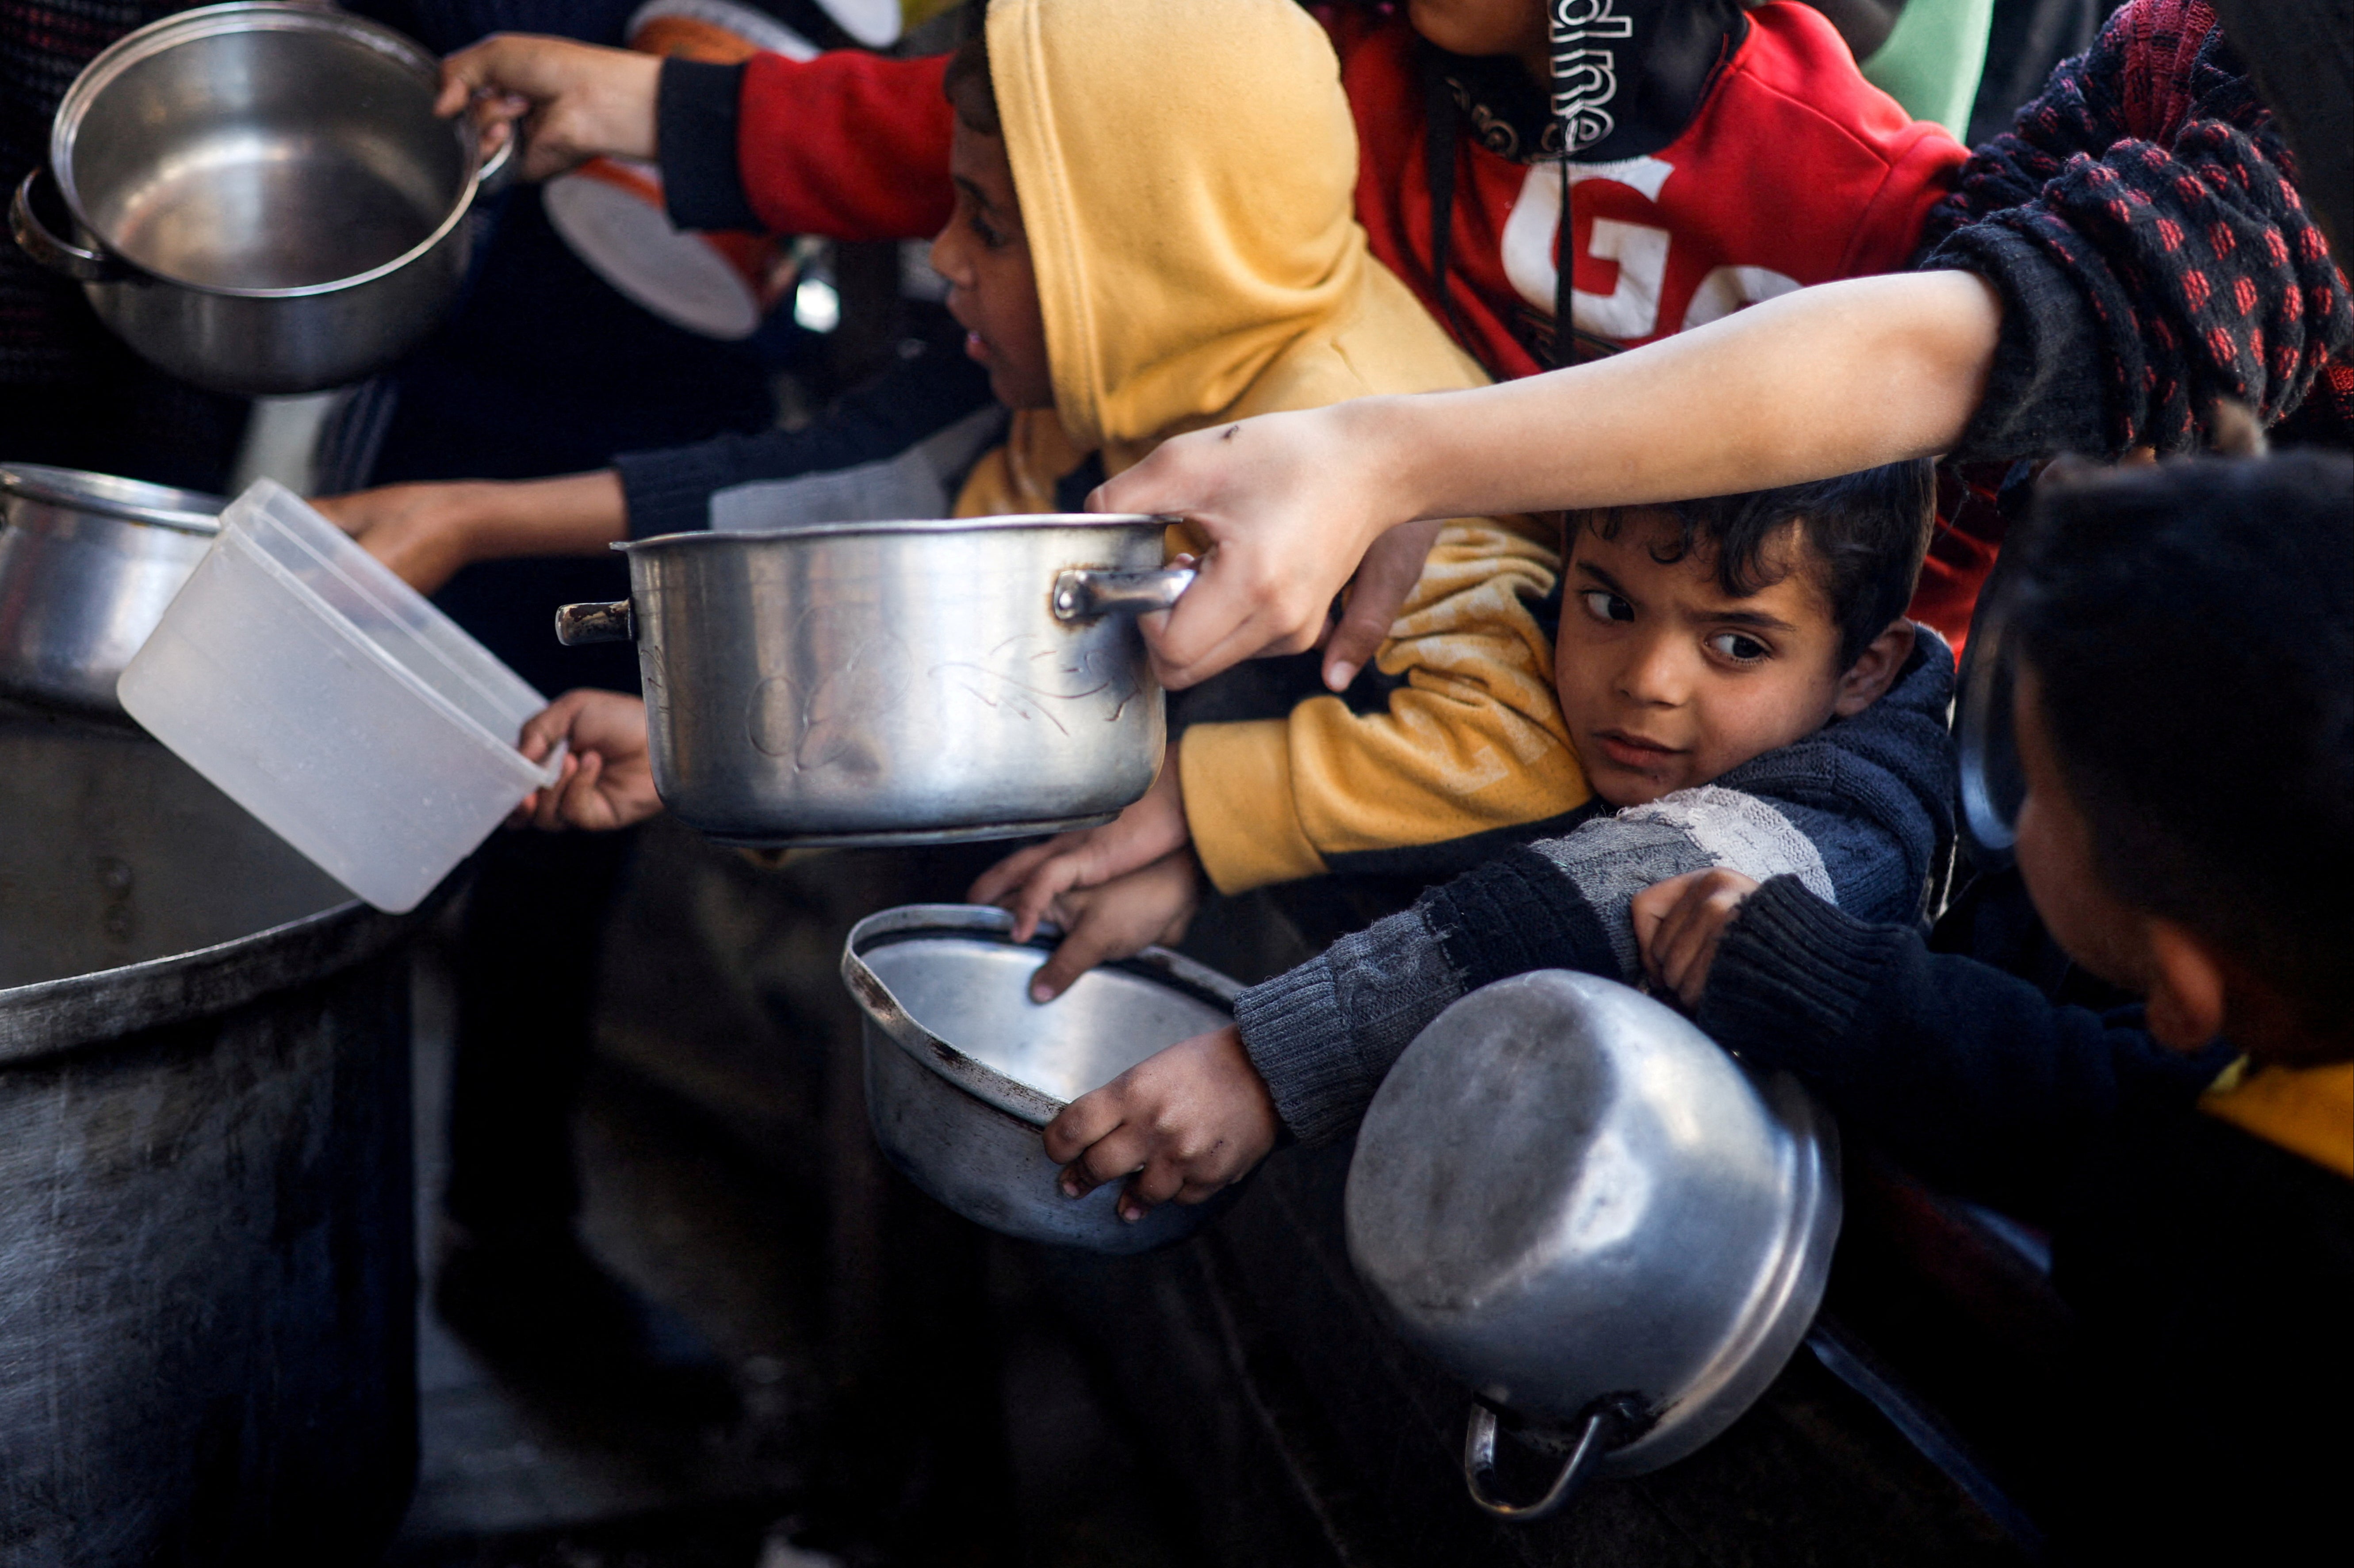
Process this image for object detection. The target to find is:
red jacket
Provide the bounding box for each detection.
[725,4,1985,631]
[735,4,1964,374]
[1331,1,1966,378]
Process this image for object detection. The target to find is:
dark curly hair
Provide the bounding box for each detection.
[1585,457,1937,668]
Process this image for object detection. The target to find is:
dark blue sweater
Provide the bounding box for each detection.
[1233,632,1958,1145]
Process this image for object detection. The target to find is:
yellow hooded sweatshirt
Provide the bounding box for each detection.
[951,0,1589,893]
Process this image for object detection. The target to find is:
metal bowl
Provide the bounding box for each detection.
[11,4,507,394]
[1345,971,1840,1521]
[842,904,1242,1253]
[0,464,221,718]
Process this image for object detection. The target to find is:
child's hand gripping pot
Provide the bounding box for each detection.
[1042,1021,1280,1224]
[972,742,1275,1223]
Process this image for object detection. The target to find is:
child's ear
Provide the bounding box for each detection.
[2141,918,2229,1052]
[1830,619,1916,717]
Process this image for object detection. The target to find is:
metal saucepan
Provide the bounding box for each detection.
[0,464,221,718]
[556,515,1194,846]
[10,4,510,395]
[1345,970,1841,1523]
[842,904,1243,1253]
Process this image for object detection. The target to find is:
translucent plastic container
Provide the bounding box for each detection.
[118,480,563,912]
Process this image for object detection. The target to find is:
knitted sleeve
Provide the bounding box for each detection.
[1696,875,2225,1216]
[1231,639,1958,1145]
[1916,0,2353,458]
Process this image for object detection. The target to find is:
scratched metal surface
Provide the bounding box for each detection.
[0,710,420,1565]
[615,517,1171,844]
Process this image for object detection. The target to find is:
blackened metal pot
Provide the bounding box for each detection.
[9,4,509,394]
[0,709,421,1563]
[557,515,1192,846]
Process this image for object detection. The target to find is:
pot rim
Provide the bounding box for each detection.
[842,903,1240,1128]
[1599,1067,1841,1472]
[0,891,417,1068]
[620,512,1180,554]
[48,3,495,301]
[0,462,222,535]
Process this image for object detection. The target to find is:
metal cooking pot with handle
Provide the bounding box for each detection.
[10,4,511,394]
[0,463,221,717]
[1345,971,1841,1523]
[556,514,1194,846]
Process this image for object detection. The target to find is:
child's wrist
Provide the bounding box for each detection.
[1341,395,1435,537]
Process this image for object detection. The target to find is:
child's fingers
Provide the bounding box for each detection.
[536,754,579,830]
[1027,900,1141,1002]
[1042,1086,1126,1167]
[968,835,1076,907]
[1124,1155,1189,1213]
[1629,871,1703,984]
[1058,1123,1149,1201]
[568,750,613,828]
[1656,887,1724,1002]
[1655,877,1751,1006]
[526,753,579,830]
[1007,857,1085,945]
[543,750,602,831]
[1323,518,1439,691]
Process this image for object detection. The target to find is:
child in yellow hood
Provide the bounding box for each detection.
[524,0,1590,905]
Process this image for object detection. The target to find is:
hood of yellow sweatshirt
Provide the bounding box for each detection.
[985,0,1483,466]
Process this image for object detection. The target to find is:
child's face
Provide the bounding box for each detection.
[2010,667,2155,998]
[1554,510,1891,807]
[930,121,1054,412]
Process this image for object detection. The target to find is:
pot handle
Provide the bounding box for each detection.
[1051,566,1196,621]
[10,169,126,283]
[555,599,635,645]
[1462,1401,1615,1524]
[472,119,518,198]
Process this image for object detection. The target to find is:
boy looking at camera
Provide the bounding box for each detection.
[1630,454,2353,1560]
[1028,458,1955,1214]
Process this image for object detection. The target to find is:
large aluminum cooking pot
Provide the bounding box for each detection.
[557,515,1193,846]
[0,707,419,1562]
[9,4,509,395]
[0,463,221,717]
[1345,970,1841,1522]
[843,904,1242,1253]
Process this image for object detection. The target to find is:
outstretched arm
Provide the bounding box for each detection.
[1101,270,2002,689]
[314,471,627,596]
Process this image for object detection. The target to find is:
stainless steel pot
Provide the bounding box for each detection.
[843,904,1242,1253]
[1345,970,1841,1522]
[0,463,221,717]
[9,4,509,395]
[557,515,1194,846]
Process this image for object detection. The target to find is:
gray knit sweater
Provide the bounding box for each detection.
[1232,631,1958,1145]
